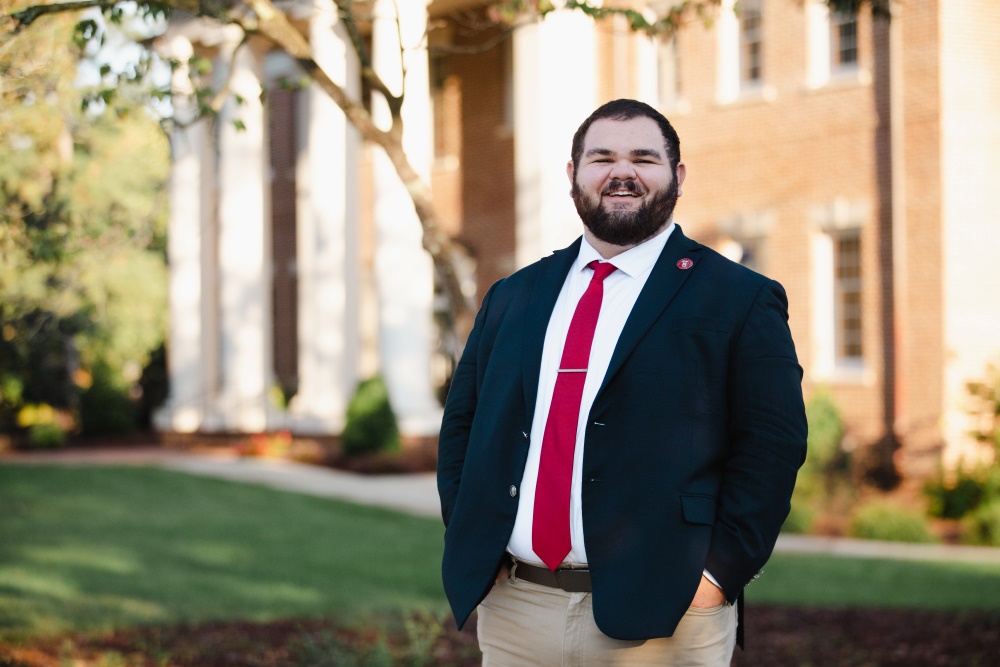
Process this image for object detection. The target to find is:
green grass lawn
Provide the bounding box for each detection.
[3,463,1000,644]
[0,464,446,640]
[750,553,1000,610]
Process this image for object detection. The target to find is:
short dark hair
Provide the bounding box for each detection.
[570,99,681,174]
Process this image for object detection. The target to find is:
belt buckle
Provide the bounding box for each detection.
[555,568,591,593]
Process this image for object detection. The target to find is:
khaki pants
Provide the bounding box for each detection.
[477,577,737,666]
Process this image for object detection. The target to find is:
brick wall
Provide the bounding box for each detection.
[663,3,892,450]
[418,1,999,477]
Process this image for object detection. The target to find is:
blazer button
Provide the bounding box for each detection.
[509,485,517,497]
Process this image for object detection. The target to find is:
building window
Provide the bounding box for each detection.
[739,0,763,85]
[831,11,858,69]
[834,229,863,362]
[717,0,773,103]
[805,1,867,88]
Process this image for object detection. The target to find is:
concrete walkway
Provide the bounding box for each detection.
[5,446,1000,565]
[1,446,441,519]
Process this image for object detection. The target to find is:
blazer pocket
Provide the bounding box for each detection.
[681,494,717,526]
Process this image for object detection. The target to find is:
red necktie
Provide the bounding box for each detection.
[533,260,618,571]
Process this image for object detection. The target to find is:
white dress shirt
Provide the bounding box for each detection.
[507,224,675,566]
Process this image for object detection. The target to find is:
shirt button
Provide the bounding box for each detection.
[509,485,517,497]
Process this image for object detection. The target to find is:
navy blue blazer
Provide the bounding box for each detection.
[437,226,807,641]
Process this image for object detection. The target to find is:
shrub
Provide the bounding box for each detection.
[27,422,67,449]
[341,376,399,457]
[963,501,1000,547]
[805,392,845,474]
[925,466,986,519]
[787,392,850,530]
[17,403,69,449]
[983,466,1000,504]
[966,363,1000,456]
[79,373,136,436]
[848,500,937,544]
[796,393,851,496]
[781,501,815,534]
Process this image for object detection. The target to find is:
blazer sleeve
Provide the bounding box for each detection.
[705,279,808,602]
[437,281,500,528]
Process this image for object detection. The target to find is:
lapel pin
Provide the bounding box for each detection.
[676,258,694,270]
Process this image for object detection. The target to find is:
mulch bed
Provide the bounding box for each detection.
[731,606,1000,666]
[2,606,998,666]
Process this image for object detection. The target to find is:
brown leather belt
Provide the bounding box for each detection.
[506,555,592,593]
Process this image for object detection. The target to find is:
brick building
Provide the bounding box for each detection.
[155,1,1000,479]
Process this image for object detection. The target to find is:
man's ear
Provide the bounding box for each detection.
[676,162,687,196]
[566,160,575,195]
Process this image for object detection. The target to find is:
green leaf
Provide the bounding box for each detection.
[72,19,99,49]
[189,56,212,76]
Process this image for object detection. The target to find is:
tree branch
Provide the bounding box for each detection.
[205,30,250,113]
[7,0,115,33]
[236,0,472,324]
[391,0,405,122]
[237,0,387,143]
[333,0,402,116]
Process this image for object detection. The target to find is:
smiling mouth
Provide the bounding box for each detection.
[602,180,645,198]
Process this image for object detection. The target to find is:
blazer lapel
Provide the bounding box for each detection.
[598,226,704,395]
[521,238,581,423]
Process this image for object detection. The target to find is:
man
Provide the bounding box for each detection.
[437,99,807,665]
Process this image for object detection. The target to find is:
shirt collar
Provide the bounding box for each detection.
[576,222,676,279]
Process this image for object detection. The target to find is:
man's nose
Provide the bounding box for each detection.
[609,159,636,179]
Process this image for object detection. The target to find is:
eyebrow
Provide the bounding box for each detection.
[584,148,665,160]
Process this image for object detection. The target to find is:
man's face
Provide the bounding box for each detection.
[568,116,686,248]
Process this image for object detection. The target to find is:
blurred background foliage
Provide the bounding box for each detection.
[1,7,169,442]
[783,376,1000,546]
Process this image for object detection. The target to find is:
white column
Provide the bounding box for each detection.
[370,0,442,436]
[155,34,213,433]
[289,2,362,433]
[216,39,270,432]
[939,2,1000,468]
[513,10,598,268]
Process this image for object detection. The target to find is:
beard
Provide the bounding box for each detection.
[572,177,679,247]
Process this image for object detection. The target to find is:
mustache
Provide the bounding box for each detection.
[602,179,646,196]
